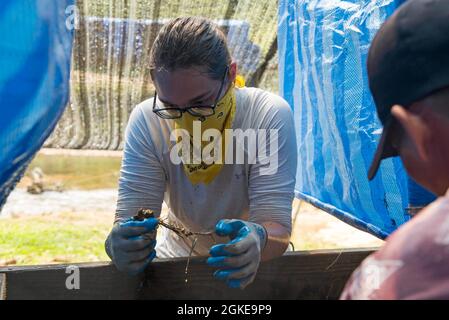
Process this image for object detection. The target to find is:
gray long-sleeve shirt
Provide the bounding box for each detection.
[115,87,297,258]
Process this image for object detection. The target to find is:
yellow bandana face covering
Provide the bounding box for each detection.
[174,75,245,185]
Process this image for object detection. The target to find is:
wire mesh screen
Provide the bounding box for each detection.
[45,0,280,150]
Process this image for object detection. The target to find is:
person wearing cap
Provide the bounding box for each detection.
[105,17,297,290]
[341,0,449,299]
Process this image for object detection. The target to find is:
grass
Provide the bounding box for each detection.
[1,152,117,266]
[0,212,112,266]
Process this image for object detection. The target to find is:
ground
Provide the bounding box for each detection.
[0,149,383,266]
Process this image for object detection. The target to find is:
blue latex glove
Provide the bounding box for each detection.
[207,219,267,289]
[109,217,159,276]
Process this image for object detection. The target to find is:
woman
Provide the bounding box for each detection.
[105,17,297,289]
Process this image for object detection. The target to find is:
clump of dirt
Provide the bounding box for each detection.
[133,209,154,221]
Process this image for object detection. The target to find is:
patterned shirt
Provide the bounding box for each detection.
[341,189,449,299]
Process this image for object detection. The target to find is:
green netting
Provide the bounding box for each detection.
[45,0,279,150]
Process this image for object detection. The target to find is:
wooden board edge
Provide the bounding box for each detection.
[0,273,6,300]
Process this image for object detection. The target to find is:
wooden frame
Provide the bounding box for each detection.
[0,273,6,300]
[0,248,375,300]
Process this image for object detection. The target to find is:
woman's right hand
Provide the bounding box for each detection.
[109,218,159,276]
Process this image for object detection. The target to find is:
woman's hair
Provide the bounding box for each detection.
[149,17,231,80]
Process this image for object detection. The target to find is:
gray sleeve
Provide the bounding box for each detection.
[114,105,166,224]
[248,94,297,233]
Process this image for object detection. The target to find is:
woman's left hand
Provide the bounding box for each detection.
[207,219,267,289]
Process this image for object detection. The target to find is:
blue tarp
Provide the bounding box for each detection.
[278,0,436,239]
[0,0,73,210]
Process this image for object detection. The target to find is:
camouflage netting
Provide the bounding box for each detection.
[45,0,279,150]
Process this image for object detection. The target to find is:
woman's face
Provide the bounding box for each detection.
[152,63,236,109]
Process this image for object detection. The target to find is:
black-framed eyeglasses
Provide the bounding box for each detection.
[152,65,229,119]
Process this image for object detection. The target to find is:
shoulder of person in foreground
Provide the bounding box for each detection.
[340,190,449,300]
